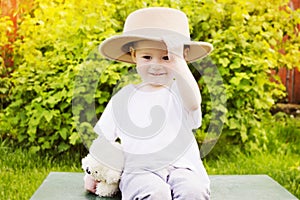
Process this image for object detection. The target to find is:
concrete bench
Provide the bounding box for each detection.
[30,172,298,200]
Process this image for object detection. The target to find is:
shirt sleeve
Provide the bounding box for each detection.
[184,106,202,129]
[172,82,202,130]
[93,100,117,142]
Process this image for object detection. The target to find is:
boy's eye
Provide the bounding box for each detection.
[162,56,169,61]
[142,56,152,60]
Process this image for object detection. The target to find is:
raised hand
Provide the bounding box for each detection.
[162,36,201,111]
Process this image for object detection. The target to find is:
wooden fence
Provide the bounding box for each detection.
[277,0,300,104]
[277,68,300,104]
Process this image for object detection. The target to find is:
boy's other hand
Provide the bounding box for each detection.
[84,174,97,194]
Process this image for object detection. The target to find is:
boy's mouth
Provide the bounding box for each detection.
[149,72,167,76]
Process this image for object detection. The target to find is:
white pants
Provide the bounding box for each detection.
[120,166,210,200]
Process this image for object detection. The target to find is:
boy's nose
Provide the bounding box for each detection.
[150,64,164,71]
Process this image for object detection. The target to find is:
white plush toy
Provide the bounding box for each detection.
[82,153,122,197]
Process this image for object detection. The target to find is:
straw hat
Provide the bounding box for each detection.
[99,7,213,64]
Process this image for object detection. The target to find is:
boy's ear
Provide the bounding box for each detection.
[183,47,190,60]
[130,47,137,63]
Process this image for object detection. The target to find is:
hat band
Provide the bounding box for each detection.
[123,28,191,43]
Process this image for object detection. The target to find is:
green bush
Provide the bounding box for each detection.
[190,0,300,153]
[0,0,299,153]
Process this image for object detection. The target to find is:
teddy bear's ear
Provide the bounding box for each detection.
[81,157,87,170]
[81,154,94,171]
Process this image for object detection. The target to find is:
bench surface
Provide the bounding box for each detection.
[30,172,297,200]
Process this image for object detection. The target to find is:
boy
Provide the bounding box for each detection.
[86,7,213,200]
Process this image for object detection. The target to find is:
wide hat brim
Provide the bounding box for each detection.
[99,29,213,64]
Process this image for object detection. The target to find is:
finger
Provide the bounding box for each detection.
[162,35,184,58]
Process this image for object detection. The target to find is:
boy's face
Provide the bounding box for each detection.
[131,40,174,87]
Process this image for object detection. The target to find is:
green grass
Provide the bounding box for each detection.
[1,114,299,199]
[0,142,85,200]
